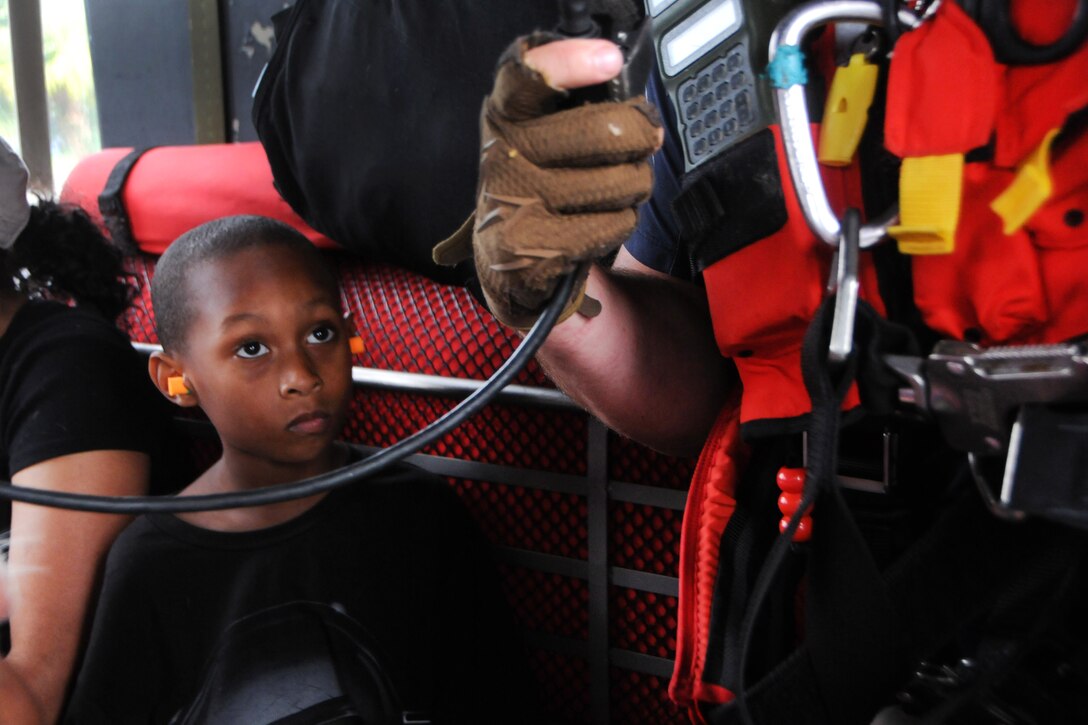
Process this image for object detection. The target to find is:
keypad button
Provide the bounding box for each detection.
[700,93,714,111]
[708,128,723,146]
[685,102,699,120]
[716,83,730,100]
[681,84,696,103]
[691,119,704,136]
[727,53,742,70]
[731,71,746,90]
[736,91,751,125]
[697,74,711,92]
[705,109,719,127]
[724,118,737,136]
[712,63,727,82]
[693,138,708,156]
[719,99,733,117]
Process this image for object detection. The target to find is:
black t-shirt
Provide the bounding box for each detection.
[66,461,538,724]
[0,301,174,527]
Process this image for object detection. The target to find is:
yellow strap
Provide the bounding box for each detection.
[990,128,1060,235]
[818,53,879,167]
[888,153,964,255]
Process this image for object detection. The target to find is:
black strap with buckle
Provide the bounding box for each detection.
[97,147,151,254]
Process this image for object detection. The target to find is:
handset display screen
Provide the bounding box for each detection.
[661,0,743,76]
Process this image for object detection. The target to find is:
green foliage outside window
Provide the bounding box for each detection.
[0,0,100,191]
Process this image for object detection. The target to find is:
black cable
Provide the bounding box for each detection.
[959,0,1088,66]
[0,267,582,514]
[734,208,862,725]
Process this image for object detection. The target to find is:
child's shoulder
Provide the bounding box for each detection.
[331,457,472,527]
[98,513,186,587]
[338,458,460,507]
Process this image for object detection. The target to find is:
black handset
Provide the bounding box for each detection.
[556,0,655,103]
[647,0,802,171]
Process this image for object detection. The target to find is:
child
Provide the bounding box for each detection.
[66,216,539,724]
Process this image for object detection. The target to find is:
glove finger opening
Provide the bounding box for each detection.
[489,34,570,123]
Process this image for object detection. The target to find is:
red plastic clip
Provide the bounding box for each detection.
[776,467,813,542]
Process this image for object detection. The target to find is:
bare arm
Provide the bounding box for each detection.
[0,664,41,725]
[5,449,149,724]
[520,41,735,456]
[0,567,42,725]
[537,248,735,458]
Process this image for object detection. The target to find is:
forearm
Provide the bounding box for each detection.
[536,260,736,458]
[0,560,43,725]
[5,552,101,725]
[6,450,148,723]
[6,513,128,725]
[0,659,45,725]
[456,38,726,454]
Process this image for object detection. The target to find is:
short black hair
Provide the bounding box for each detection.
[151,215,338,352]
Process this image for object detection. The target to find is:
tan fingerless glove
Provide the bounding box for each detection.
[433,34,663,330]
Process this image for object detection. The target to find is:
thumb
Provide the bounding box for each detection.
[523,38,624,91]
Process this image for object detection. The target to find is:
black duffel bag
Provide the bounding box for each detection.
[252,0,560,284]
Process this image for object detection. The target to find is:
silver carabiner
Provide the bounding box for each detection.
[828,208,860,364]
[768,0,918,249]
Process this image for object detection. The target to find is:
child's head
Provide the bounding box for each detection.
[151,216,341,353]
[149,215,353,471]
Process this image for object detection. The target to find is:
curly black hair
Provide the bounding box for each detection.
[1,198,133,321]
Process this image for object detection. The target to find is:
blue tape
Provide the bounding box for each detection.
[767,45,808,89]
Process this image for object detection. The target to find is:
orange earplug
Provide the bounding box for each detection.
[167,376,191,396]
[349,336,365,355]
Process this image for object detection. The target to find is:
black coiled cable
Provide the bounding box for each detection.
[0,268,581,514]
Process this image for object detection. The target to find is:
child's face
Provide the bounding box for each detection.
[176,244,353,471]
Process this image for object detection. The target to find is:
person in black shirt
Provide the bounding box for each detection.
[0,136,172,724]
[67,215,537,724]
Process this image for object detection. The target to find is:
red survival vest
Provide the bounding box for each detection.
[669,0,1088,719]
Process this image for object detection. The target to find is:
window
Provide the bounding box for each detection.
[0,0,100,193]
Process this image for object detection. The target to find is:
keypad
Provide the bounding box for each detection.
[677,43,757,166]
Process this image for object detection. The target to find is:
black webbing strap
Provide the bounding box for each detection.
[705,471,1083,724]
[800,299,906,725]
[97,147,150,254]
[671,130,789,272]
[715,205,910,725]
[721,289,901,724]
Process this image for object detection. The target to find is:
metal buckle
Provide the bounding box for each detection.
[828,207,861,365]
[887,341,1088,524]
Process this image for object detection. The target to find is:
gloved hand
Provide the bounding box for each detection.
[433,34,663,330]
